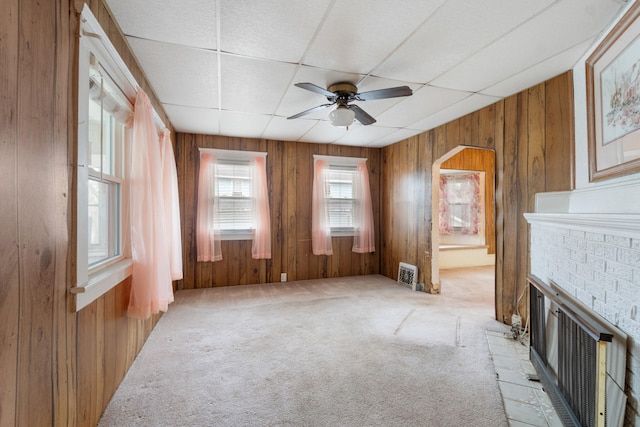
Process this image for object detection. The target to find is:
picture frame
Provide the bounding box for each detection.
[586,2,640,182]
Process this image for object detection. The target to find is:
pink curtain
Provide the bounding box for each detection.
[128,90,174,319]
[352,161,375,253]
[196,151,222,262]
[439,175,452,235]
[439,173,482,236]
[311,159,333,255]
[461,173,482,235]
[251,156,271,259]
[160,129,183,280]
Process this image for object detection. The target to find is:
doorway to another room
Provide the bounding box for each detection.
[431,146,496,298]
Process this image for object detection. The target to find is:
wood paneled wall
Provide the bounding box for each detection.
[381,72,574,323]
[1,1,171,426]
[175,134,381,289]
[380,133,433,289]
[76,278,162,426]
[441,148,496,254]
[0,0,69,424]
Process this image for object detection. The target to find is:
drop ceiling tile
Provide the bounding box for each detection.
[163,104,219,135]
[298,121,353,144]
[367,128,424,147]
[105,0,217,49]
[481,39,595,98]
[334,124,399,146]
[409,93,501,132]
[261,116,318,142]
[304,0,445,75]
[127,38,218,108]
[220,54,298,114]
[374,85,471,128]
[220,0,332,62]
[219,111,271,138]
[373,0,556,83]
[275,65,363,119]
[356,75,421,92]
[431,0,625,92]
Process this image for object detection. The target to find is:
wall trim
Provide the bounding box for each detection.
[524,212,640,238]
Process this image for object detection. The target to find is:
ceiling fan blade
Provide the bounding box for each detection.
[349,105,376,125]
[294,82,337,99]
[287,103,333,120]
[356,86,412,101]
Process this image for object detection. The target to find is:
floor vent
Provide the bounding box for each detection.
[398,262,418,289]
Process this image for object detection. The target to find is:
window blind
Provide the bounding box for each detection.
[325,167,357,229]
[215,162,253,231]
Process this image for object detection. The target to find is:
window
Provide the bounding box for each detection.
[324,167,358,231]
[312,155,375,255]
[86,69,127,266]
[75,6,181,317]
[446,177,474,229]
[438,171,483,238]
[196,149,271,261]
[74,6,138,310]
[215,161,253,234]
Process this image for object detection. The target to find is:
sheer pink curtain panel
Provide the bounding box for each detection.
[251,156,271,259]
[352,161,375,253]
[439,175,452,235]
[311,159,333,255]
[196,151,222,262]
[128,90,174,319]
[461,173,482,235]
[160,129,183,280]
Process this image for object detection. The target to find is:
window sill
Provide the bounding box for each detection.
[330,228,355,237]
[220,230,253,241]
[439,244,489,251]
[73,257,133,311]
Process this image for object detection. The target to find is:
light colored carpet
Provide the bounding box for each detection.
[99,269,510,426]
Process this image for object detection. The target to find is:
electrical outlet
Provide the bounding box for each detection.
[280,272,287,282]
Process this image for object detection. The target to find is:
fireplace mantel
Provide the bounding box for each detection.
[524,212,640,239]
[525,178,640,237]
[532,179,640,215]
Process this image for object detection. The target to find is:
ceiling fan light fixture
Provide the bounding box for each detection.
[288,81,411,125]
[329,105,355,127]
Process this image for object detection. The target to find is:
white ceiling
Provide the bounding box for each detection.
[104,0,628,148]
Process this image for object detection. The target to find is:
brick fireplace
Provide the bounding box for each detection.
[525,181,640,426]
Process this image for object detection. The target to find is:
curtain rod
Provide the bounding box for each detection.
[199,148,267,159]
[313,154,367,164]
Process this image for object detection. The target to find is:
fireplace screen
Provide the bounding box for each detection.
[528,275,628,427]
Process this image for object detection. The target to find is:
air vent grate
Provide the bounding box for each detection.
[398,262,417,289]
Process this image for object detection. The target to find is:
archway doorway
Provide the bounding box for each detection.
[431,146,496,300]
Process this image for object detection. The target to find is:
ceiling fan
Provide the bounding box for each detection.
[287,82,412,127]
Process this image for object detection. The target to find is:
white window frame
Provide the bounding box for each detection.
[74,6,164,311]
[314,155,366,237]
[201,148,268,241]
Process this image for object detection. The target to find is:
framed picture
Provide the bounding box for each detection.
[587,2,640,182]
